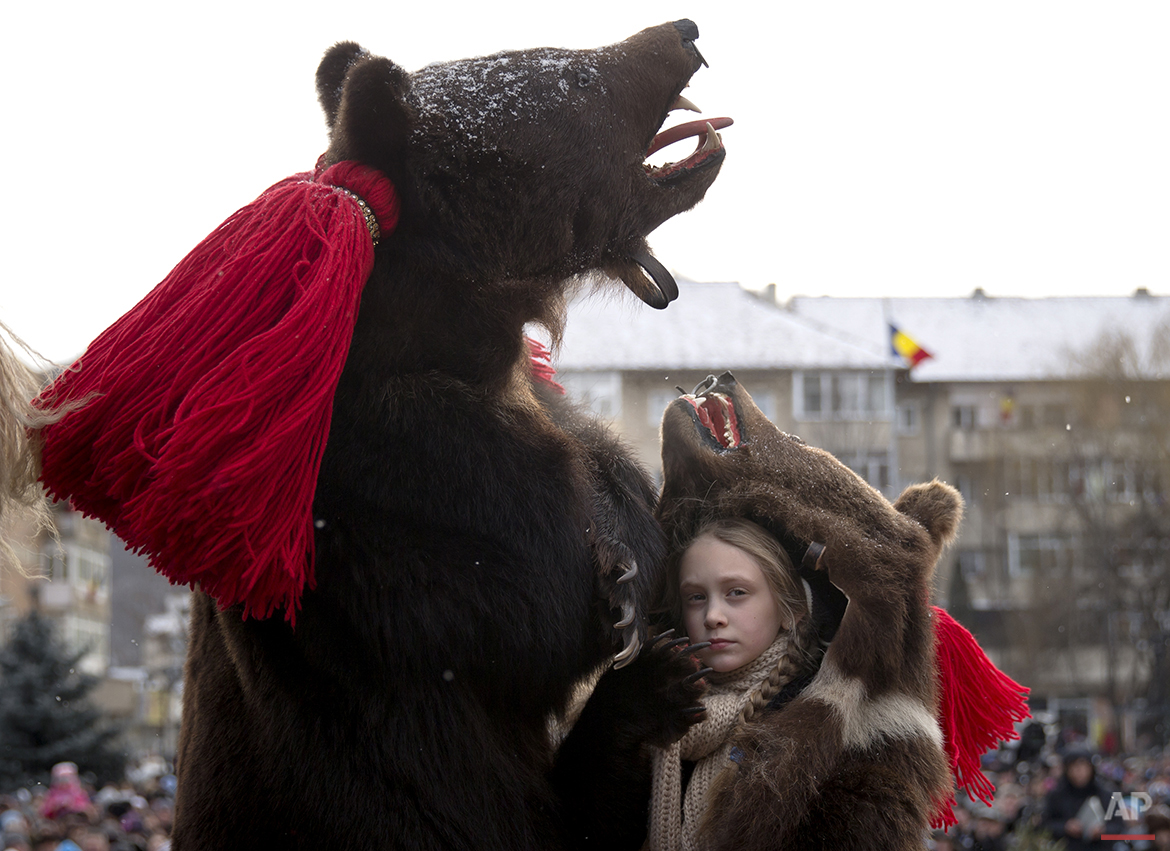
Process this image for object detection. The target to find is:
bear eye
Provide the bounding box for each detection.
[576,71,592,88]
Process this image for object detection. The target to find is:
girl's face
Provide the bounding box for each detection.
[678,533,784,673]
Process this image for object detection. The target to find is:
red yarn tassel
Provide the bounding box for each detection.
[526,336,565,394]
[929,606,1031,828]
[37,161,399,623]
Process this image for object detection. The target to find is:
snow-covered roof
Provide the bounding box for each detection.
[551,279,891,372]
[786,290,1170,382]
[549,279,1170,382]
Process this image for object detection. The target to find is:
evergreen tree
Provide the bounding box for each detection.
[0,609,125,789]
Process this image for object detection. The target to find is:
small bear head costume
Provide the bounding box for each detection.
[657,372,1026,847]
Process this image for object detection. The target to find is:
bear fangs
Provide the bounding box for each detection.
[648,117,727,156]
[644,122,729,183]
[680,391,741,449]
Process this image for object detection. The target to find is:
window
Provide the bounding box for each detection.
[895,402,920,436]
[39,547,68,582]
[801,374,823,416]
[831,374,859,416]
[1008,534,1076,578]
[1004,458,1037,499]
[955,474,976,504]
[865,374,886,414]
[559,372,622,420]
[1047,460,1071,503]
[958,549,986,578]
[63,614,110,675]
[952,405,977,431]
[1068,458,1147,504]
[838,452,890,492]
[1138,464,1165,504]
[1005,458,1075,503]
[752,390,777,424]
[794,371,890,421]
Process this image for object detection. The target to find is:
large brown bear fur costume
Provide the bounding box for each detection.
[658,372,958,850]
[171,21,726,851]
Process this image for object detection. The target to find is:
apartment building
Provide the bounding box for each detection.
[0,502,113,676]
[548,280,1170,740]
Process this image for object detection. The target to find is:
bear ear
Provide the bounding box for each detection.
[325,52,414,176]
[893,479,964,549]
[317,42,370,130]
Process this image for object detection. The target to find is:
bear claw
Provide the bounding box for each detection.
[613,630,642,669]
[684,666,713,685]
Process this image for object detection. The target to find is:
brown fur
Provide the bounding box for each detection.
[658,372,959,850]
[169,22,725,851]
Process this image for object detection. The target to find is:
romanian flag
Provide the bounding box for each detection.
[889,323,933,368]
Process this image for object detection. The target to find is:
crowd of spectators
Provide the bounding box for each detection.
[2,732,1169,850]
[1,760,174,851]
[933,727,1170,851]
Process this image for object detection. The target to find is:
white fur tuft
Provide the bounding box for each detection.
[803,661,943,751]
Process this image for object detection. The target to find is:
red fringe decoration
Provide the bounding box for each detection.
[525,336,565,394]
[930,606,1031,828]
[37,161,399,623]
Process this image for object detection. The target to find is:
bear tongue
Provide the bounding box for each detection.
[682,392,741,449]
[647,116,733,158]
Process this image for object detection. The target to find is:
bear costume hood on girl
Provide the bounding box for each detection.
[657,372,1029,850]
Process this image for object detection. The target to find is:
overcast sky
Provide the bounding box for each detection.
[3,1,1168,362]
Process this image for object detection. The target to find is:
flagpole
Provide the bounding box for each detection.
[888,365,899,498]
[883,297,899,498]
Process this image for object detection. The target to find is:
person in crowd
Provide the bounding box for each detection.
[1041,746,1124,850]
[1144,804,1170,851]
[39,766,92,822]
[967,808,1008,851]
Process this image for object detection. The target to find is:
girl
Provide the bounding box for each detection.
[647,517,820,851]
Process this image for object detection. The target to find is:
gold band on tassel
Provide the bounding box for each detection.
[336,187,381,246]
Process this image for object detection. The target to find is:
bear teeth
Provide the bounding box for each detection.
[646,116,731,158]
[699,123,720,154]
[644,123,726,182]
[682,392,741,449]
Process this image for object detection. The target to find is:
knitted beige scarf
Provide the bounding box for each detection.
[647,634,792,851]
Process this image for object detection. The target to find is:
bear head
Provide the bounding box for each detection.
[657,371,962,692]
[315,20,729,315]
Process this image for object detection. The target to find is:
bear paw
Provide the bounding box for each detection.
[590,629,711,749]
